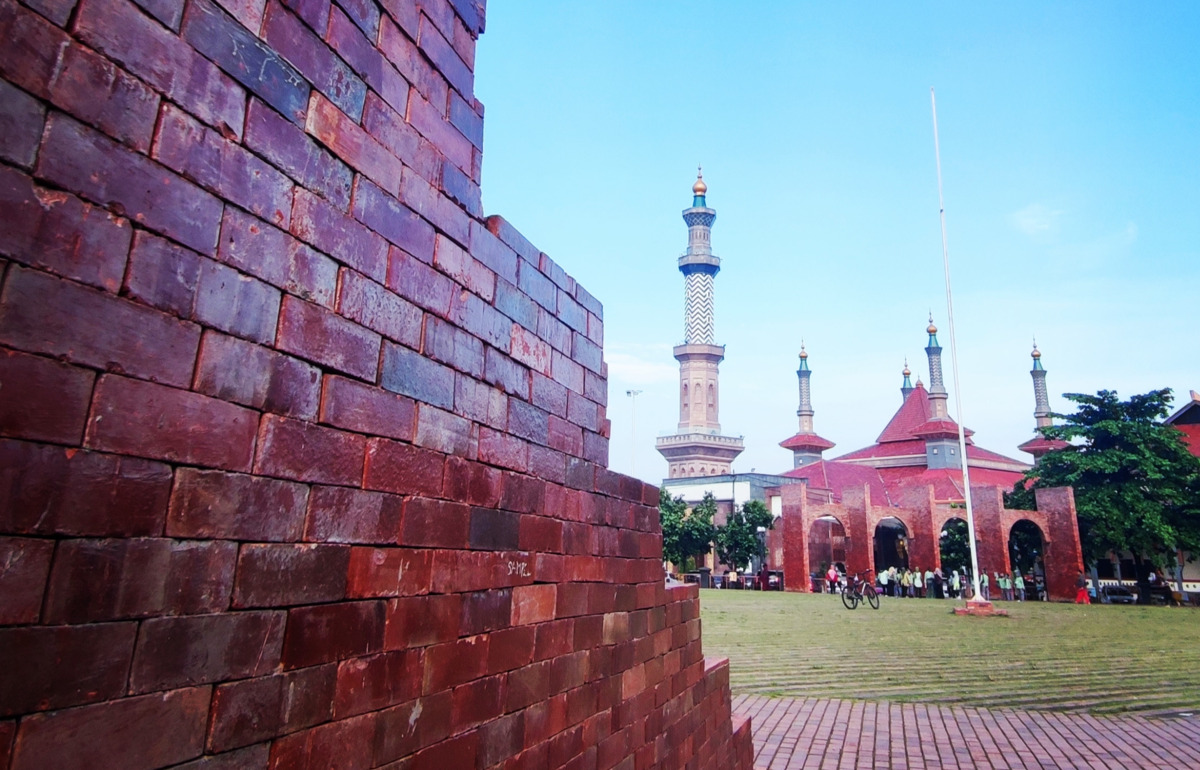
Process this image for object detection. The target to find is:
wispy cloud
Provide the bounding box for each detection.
[1012,203,1063,236]
[606,344,678,385]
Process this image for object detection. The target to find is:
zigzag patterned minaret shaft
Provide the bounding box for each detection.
[655,169,744,479]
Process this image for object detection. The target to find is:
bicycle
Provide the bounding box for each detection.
[840,571,880,610]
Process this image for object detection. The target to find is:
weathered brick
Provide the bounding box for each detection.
[43,538,236,623]
[0,349,93,444]
[487,215,540,266]
[130,612,285,692]
[279,0,329,32]
[529,444,568,484]
[182,0,309,123]
[0,439,172,536]
[0,537,54,624]
[508,397,549,446]
[362,92,441,185]
[50,41,160,152]
[10,686,210,769]
[519,514,564,554]
[320,373,416,441]
[352,176,436,261]
[266,711,377,770]
[0,622,137,716]
[443,456,501,507]
[262,0,366,120]
[448,90,483,151]
[195,331,322,420]
[552,348,585,394]
[413,403,474,456]
[291,188,389,283]
[245,98,353,210]
[537,306,572,355]
[574,333,604,375]
[424,315,484,377]
[346,546,432,598]
[440,157,481,217]
[325,5,408,114]
[336,268,422,347]
[255,414,367,486]
[401,497,470,548]
[17,0,76,27]
[583,430,609,466]
[398,164,471,249]
[434,233,492,300]
[422,635,489,695]
[276,294,382,381]
[213,0,266,30]
[303,485,404,544]
[36,114,222,255]
[207,675,283,753]
[493,277,538,330]
[74,0,245,138]
[386,247,454,314]
[218,206,338,308]
[484,346,529,399]
[0,266,199,387]
[468,220,518,285]
[194,258,282,345]
[450,290,509,350]
[124,230,201,317]
[281,600,385,669]
[407,75,472,174]
[384,594,461,650]
[477,427,528,473]
[364,438,445,497]
[379,341,455,410]
[307,92,403,195]
[233,543,350,607]
[429,549,535,594]
[333,649,422,718]
[0,166,131,292]
[173,743,272,770]
[335,0,379,36]
[453,374,507,429]
[131,0,183,29]
[450,672,503,731]
[377,13,447,109]
[169,468,310,542]
[0,0,67,100]
[154,104,293,230]
[584,367,607,406]
[468,507,519,551]
[86,375,258,472]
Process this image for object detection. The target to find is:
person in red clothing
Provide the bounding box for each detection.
[1075,571,1091,604]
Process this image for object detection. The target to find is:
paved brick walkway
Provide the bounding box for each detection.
[733,694,1200,769]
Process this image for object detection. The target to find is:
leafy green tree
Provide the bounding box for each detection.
[938,517,971,574]
[715,499,776,572]
[1008,389,1200,597]
[659,489,716,570]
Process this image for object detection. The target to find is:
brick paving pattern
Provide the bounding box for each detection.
[735,694,1200,769]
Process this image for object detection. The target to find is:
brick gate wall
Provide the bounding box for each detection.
[0,0,753,766]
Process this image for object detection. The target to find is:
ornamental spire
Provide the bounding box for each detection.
[901,358,914,401]
[925,314,948,417]
[1031,338,1051,428]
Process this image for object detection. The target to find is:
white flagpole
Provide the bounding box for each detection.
[930,88,984,604]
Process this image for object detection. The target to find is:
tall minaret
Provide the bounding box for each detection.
[656,170,744,478]
[925,315,949,419]
[900,359,914,401]
[1030,341,1052,430]
[779,344,834,468]
[1018,340,1068,460]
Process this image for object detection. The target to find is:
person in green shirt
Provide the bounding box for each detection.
[979,571,990,600]
[1014,573,1026,602]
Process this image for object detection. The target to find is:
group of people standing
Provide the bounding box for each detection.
[978,571,1032,601]
[875,566,964,599]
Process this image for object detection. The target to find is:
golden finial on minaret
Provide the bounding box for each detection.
[903,358,911,376]
[1031,336,1041,359]
[693,165,707,195]
[927,313,937,335]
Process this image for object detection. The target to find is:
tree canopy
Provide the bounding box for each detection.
[714,499,775,573]
[1007,388,1200,573]
[659,489,716,569]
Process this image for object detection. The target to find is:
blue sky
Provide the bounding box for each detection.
[474,2,1200,483]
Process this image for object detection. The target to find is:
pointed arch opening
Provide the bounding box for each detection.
[873,517,909,573]
[808,516,846,591]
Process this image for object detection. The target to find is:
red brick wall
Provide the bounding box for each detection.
[0,0,752,766]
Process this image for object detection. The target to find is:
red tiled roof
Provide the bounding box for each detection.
[965,445,1028,467]
[834,439,926,462]
[883,466,1025,502]
[1174,424,1200,457]
[1016,435,1070,456]
[875,384,932,443]
[779,432,836,451]
[781,460,892,505]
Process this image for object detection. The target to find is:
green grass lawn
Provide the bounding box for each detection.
[699,589,1200,714]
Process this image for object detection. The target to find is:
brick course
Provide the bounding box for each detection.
[0,0,750,766]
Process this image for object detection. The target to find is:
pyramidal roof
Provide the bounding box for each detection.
[875,384,933,443]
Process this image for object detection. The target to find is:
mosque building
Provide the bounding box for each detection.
[656,172,1086,598]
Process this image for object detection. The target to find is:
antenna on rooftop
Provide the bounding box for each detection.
[931,88,984,606]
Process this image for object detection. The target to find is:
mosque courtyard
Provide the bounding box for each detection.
[704,591,1200,767]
